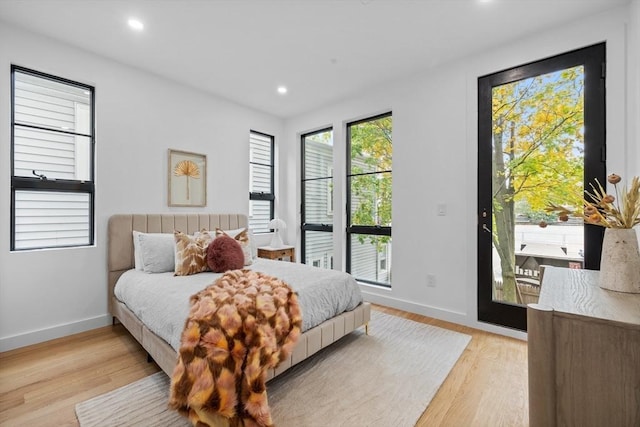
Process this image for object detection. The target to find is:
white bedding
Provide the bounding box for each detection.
[114,258,363,351]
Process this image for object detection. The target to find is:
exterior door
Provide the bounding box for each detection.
[478,43,606,330]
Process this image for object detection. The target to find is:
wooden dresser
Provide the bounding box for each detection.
[527,266,640,427]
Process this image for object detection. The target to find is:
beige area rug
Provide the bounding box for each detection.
[76,311,471,427]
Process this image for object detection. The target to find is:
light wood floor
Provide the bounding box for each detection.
[0,305,529,426]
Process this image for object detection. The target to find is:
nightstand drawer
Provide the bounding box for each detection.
[257,246,295,262]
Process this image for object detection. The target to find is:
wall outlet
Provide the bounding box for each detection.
[427,274,437,287]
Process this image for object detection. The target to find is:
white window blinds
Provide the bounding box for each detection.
[249,131,274,233]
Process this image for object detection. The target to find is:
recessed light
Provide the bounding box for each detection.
[128,18,144,31]
[277,86,288,95]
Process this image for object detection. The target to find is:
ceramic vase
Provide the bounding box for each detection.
[599,228,640,293]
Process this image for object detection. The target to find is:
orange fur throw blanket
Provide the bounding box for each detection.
[169,269,302,427]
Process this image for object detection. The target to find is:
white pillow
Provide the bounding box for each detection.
[248,228,257,259]
[132,231,175,273]
[133,231,143,271]
[215,227,254,265]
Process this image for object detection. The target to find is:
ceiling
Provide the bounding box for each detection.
[0,0,630,118]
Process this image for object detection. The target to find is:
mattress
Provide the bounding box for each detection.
[114,258,363,351]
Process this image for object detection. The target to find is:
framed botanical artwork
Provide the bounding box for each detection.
[168,149,207,207]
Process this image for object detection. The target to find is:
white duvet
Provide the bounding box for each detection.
[114,258,363,351]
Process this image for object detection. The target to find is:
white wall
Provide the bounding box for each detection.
[282,5,636,339]
[630,0,640,178]
[0,23,283,351]
[1,4,636,349]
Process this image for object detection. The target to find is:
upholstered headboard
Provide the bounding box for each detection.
[107,213,248,313]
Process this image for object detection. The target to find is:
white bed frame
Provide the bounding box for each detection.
[108,213,371,379]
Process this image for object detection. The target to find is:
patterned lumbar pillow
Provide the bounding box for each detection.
[215,228,252,265]
[174,229,213,276]
[206,234,245,273]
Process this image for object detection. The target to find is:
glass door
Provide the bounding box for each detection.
[301,128,334,268]
[478,43,606,330]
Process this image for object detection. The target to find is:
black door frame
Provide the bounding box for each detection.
[477,43,606,331]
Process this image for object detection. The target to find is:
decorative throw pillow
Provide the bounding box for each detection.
[133,231,176,273]
[174,229,213,276]
[215,227,253,266]
[218,227,256,259]
[206,235,245,273]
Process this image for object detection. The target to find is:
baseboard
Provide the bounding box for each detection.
[361,290,527,341]
[0,314,112,352]
[361,290,467,323]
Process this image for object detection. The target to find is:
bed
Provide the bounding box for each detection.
[107,213,371,381]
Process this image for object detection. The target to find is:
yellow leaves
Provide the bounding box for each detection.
[174,160,200,178]
[491,65,586,217]
[350,116,392,170]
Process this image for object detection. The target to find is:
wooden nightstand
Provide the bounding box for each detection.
[257,246,295,262]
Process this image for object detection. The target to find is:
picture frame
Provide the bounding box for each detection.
[168,149,207,207]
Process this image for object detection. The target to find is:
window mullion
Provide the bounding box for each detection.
[14,122,92,139]
[12,177,94,192]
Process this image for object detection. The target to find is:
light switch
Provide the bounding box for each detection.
[437,203,447,216]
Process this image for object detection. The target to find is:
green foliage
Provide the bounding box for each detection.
[515,200,557,223]
[350,116,392,249]
[350,117,392,171]
[491,66,585,303]
[306,129,333,146]
[493,66,585,210]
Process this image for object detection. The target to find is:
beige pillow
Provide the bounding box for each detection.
[174,229,213,276]
[215,227,252,266]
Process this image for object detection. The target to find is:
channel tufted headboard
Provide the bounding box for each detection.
[107,213,248,313]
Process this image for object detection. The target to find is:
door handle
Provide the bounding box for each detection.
[482,224,492,233]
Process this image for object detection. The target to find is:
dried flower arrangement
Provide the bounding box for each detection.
[543,174,640,229]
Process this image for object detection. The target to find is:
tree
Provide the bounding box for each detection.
[492,66,584,302]
[349,116,392,251]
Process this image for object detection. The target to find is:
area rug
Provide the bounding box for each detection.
[76,311,471,427]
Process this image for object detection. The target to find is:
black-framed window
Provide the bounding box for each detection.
[11,66,95,251]
[301,128,333,268]
[249,130,274,233]
[346,112,392,286]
